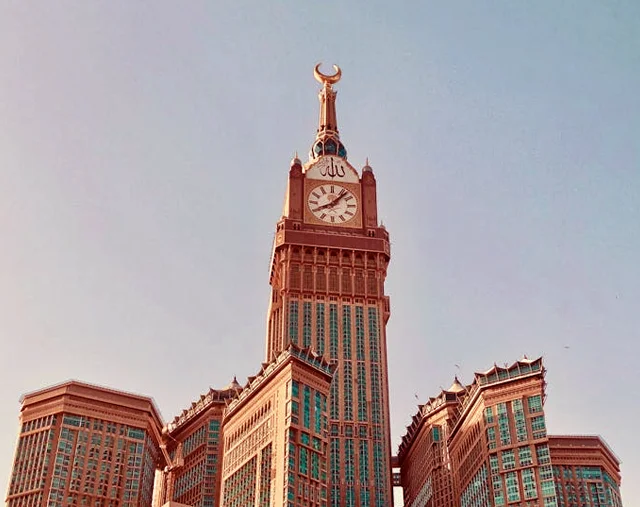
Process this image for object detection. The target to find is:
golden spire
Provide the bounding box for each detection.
[310,63,347,160]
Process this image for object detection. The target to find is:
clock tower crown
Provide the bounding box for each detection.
[309,63,348,161]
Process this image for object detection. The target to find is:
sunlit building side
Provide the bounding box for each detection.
[6,381,164,507]
[220,345,334,507]
[549,435,622,507]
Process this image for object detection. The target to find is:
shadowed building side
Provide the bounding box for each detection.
[397,378,465,507]
[159,381,242,507]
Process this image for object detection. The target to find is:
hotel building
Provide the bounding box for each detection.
[160,381,242,506]
[399,358,623,507]
[6,381,164,507]
[550,435,622,507]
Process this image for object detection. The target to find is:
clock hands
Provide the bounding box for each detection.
[312,189,347,213]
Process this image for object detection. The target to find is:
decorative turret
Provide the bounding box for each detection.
[309,63,348,160]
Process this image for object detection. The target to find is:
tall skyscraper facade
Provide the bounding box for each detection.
[6,381,164,507]
[265,64,394,507]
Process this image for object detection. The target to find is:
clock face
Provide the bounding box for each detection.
[307,183,358,224]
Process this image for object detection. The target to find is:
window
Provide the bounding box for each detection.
[536,444,551,464]
[501,450,515,470]
[506,472,520,503]
[528,394,543,413]
[531,415,547,439]
[484,406,494,424]
[518,446,533,467]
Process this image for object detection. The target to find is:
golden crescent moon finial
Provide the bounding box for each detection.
[314,63,342,86]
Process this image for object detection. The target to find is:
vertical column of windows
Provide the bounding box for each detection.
[358,441,370,493]
[505,471,520,503]
[484,406,494,423]
[486,427,497,450]
[299,447,308,475]
[512,399,528,442]
[497,403,511,446]
[259,444,272,507]
[367,308,379,362]
[342,305,352,359]
[288,300,299,345]
[357,363,368,422]
[9,423,54,497]
[531,415,547,440]
[329,304,338,359]
[539,464,555,498]
[343,362,353,421]
[517,446,532,467]
[370,365,382,424]
[460,464,490,507]
[521,467,538,500]
[330,439,341,507]
[489,454,504,506]
[222,456,257,507]
[355,307,365,360]
[501,450,515,470]
[345,439,355,506]
[330,371,339,420]
[372,441,387,507]
[314,392,323,433]
[302,302,312,348]
[536,443,551,464]
[303,386,311,429]
[528,394,543,413]
[316,303,325,356]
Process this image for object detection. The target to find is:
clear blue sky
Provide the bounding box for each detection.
[1,2,638,504]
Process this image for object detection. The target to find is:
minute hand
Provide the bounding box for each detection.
[312,190,346,212]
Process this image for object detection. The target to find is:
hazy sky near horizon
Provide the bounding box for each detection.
[1,2,638,504]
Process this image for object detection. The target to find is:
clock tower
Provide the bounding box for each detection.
[266,64,393,506]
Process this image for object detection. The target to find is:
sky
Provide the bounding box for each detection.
[1,1,638,504]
